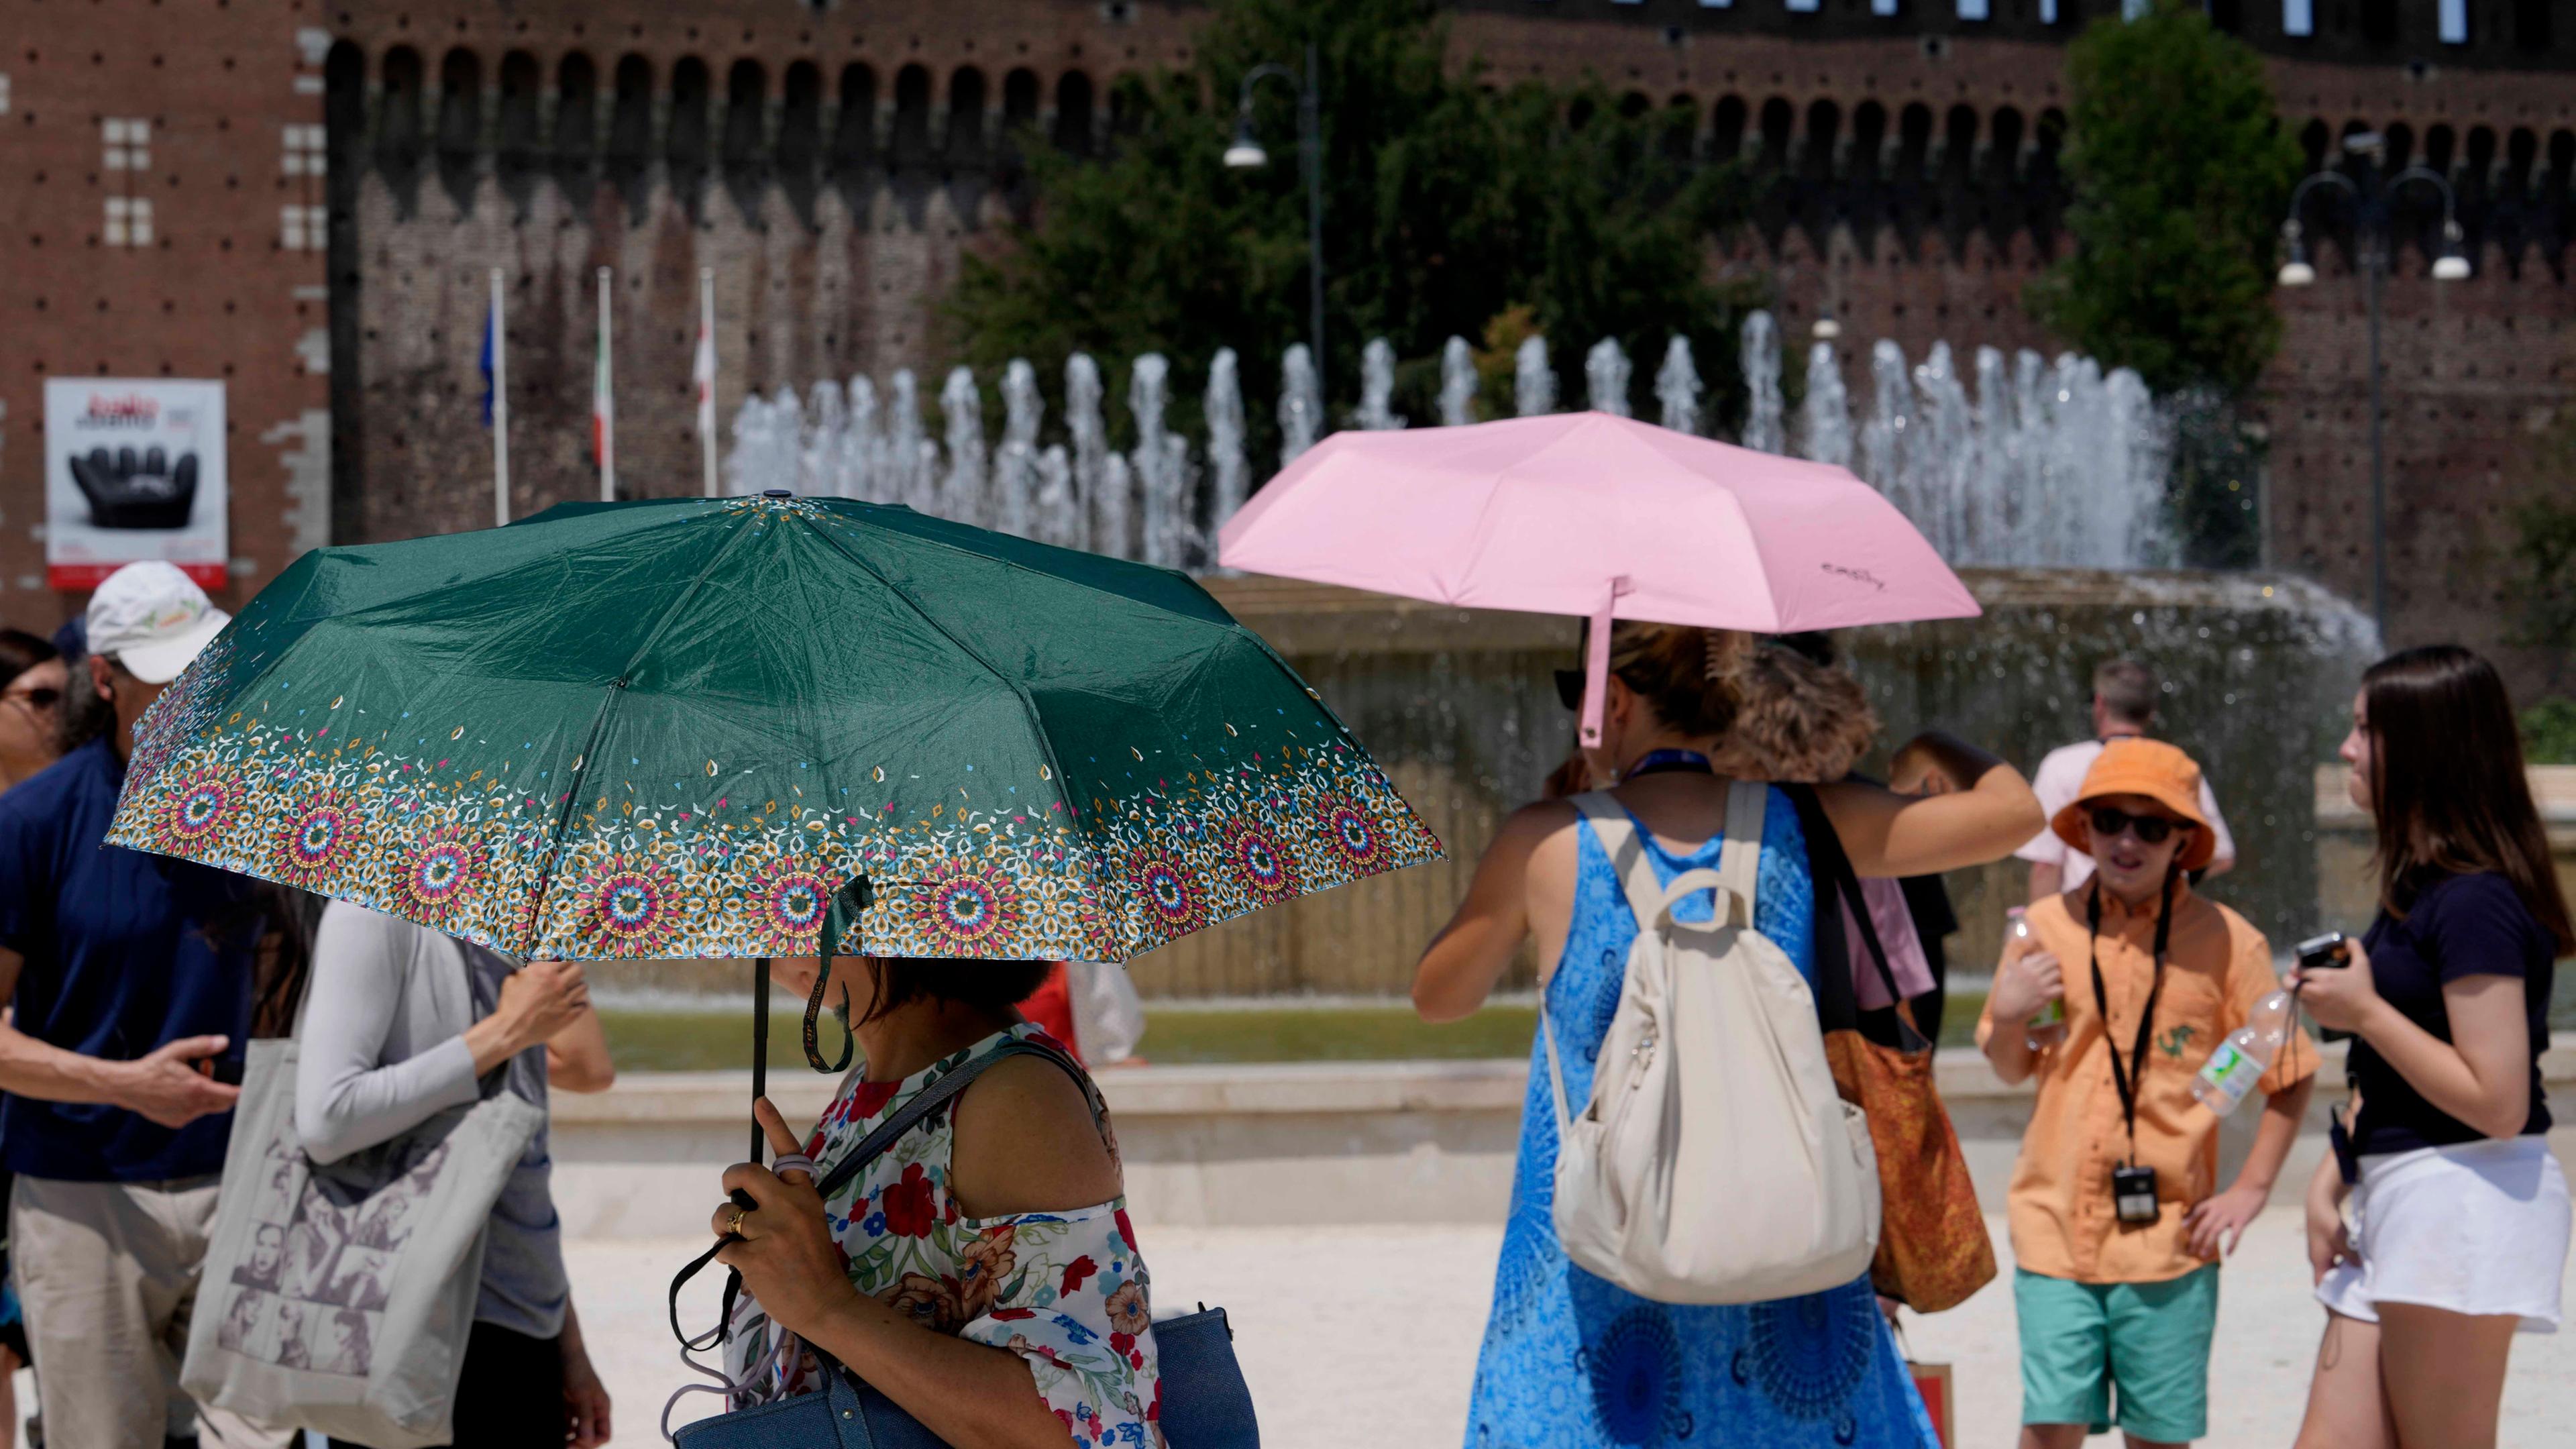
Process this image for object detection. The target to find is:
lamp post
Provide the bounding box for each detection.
[2276,131,2471,643]
[1225,45,1326,383]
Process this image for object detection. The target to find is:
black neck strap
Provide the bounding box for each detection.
[1621,748,1714,782]
[2088,869,2177,1163]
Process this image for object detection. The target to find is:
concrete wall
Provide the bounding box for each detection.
[548,1037,2576,1237]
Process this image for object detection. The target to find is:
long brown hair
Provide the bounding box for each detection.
[2360,645,2574,953]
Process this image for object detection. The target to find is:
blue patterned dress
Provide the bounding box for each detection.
[1465,788,1938,1448]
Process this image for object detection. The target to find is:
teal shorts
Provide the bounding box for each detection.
[2015,1265,2218,1444]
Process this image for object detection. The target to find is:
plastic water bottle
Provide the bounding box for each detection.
[2009,906,2065,1051]
[2192,987,2295,1117]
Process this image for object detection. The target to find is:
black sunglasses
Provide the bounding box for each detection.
[2087,806,2190,846]
[1553,669,1585,711]
[4,688,59,711]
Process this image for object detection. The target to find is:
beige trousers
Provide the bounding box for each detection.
[9,1174,296,1448]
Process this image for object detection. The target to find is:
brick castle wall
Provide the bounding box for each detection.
[4,0,2571,695]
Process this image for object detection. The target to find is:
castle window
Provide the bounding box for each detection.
[2282,1,2312,38]
[1959,0,1988,19]
[105,197,154,246]
[2437,0,2467,44]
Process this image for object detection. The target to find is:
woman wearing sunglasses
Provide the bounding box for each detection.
[1980,739,2318,1449]
[0,630,66,796]
[2288,646,2573,1449]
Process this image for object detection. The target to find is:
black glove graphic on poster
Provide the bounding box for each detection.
[68,445,200,529]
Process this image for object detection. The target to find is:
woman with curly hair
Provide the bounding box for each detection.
[1416,621,2043,1447]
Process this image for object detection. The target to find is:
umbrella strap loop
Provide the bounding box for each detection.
[803,957,853,1074]
[803,874,875,1075]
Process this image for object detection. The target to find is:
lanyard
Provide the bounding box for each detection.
[2087,871,2176,1164]
[1621,748,1713,782]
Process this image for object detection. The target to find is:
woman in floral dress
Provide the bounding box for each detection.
[1414,623,2042,1448]
[709,955,1160,1448]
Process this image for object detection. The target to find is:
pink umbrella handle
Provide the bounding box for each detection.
[1578,577,1631,751]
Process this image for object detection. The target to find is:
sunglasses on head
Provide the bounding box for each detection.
[2087,806,2189,845]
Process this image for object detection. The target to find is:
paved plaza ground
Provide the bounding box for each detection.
[13,1206,2563,1445]
[584,1206,2576,1448]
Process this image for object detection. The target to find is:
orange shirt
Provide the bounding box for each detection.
[1976,881,2316,1283]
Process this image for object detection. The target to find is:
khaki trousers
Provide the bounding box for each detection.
[9,1174,296,1448]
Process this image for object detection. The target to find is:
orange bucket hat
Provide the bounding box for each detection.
[2051,738,2218,873]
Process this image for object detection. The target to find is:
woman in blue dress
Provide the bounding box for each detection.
[1415,623,2042,1448]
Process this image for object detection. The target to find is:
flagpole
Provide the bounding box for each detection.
[596,265,616,503]
[490,268,510,527]
[700,266,718,498]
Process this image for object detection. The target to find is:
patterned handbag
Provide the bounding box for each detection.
[1792,786,1998,1314]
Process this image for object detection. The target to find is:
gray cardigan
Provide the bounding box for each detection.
[294,900,568,1340]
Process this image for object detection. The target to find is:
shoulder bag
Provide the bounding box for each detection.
[180,1034,547,1446]
[1786,782,1996,1313]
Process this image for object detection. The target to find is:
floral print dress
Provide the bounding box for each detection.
[727,1024,1163,1448]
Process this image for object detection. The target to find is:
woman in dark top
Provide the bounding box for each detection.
[2288,645,2575,1449]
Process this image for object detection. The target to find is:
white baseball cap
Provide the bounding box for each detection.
[86,561,231,684]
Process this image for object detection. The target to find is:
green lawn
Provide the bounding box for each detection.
[598,1004,1542,1073]
[600,977,2571,1073]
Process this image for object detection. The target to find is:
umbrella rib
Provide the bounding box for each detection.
[792,517,1114,955]
[521,511,768,953]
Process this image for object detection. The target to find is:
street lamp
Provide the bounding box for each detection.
[2275,131,2470,641]
[1227,46,1327,384]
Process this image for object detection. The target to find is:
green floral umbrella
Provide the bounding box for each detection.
[107,494,1442,965]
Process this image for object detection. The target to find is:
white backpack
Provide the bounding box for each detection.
[1542,784,1881,1304]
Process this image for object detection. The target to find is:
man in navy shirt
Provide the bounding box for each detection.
[0,562,289,1447]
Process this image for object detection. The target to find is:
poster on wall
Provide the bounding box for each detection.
[44,377,229,591]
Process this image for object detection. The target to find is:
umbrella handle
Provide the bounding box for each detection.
[751,957,770,1165]
[1578,577,1631,751]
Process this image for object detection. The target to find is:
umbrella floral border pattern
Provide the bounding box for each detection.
[107,501,1442,963]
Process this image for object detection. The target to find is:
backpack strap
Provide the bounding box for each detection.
[1716,781,1768,922]
[1568,790,1671,934]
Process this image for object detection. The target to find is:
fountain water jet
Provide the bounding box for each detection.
[993,360,1042,539]
[1279,344,1322,467]
[1514,337,1555,417]
[1205,349,1249,570]
[1585,338,1631,417]
[1799,343,1852,469]
[1353,339,1405,431]
[1655,337,1703,436]
[1738,311,1785,454]
[1438,337,1478,427]
[940,367,988,527]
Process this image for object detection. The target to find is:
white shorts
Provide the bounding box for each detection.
[2317,1136,2571,1333]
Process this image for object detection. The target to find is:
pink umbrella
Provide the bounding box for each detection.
[1217,411,1979,747]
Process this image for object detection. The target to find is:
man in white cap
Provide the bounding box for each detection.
[0,562,292,1446]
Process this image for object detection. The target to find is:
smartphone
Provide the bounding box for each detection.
[2296,932,2349,970]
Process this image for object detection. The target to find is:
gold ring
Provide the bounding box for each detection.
[725,1205,747,1236]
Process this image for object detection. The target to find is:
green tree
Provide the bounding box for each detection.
[2028,1,2301,397]
[947,0,1758,455]
[2505,415,2576,694]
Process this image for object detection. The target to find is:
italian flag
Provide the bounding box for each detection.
[592,316,615,474]
[694,318,716,441]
